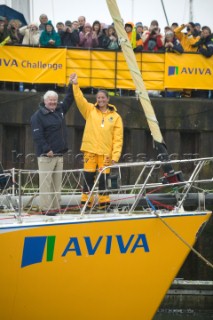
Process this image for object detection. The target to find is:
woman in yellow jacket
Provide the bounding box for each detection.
[70,73,123,210]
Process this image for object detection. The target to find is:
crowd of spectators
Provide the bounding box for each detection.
[0,13,213,97]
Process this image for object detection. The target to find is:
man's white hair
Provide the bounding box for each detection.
[43,91,58,101]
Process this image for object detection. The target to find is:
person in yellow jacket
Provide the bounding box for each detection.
[70,73,123,211]
[174,22,200,98]
[174,22,200,52]
[124,22,143,52]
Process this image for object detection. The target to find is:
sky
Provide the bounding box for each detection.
[30,0,213,31]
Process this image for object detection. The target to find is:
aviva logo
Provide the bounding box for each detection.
[168,66,179,75]
[21,233,149,268]
[168,65,212,76]
[21,236,55,268]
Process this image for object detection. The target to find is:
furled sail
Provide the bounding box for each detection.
[106,0,176,177]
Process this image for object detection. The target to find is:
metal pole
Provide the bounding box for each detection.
[18,170,22,217]
[131,0,134,22]
[189,0,193,21]
[160,0,169,26]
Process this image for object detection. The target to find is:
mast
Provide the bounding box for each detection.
[106,0,181,182]
[189,0,193,21]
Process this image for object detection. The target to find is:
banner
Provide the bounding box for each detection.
[66,50,165,90]
[164,53,213,90]
[0,46,66,83]
[0,46,213,89]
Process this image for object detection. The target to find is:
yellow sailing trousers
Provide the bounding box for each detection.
[81,152,111,207]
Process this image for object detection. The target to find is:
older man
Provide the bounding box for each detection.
[31,77,74,215]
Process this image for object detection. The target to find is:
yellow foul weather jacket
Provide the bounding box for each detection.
[73,84,123,162]
[174,25,200,52]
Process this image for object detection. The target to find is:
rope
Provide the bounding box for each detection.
[146,197,213,269]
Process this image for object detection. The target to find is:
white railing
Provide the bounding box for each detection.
[0,157,213,216]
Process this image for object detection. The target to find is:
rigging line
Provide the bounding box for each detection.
[147,197,213,269]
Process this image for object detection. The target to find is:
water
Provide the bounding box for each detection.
[154,310,213,319]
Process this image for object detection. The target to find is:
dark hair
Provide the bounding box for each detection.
[202,26,211,34]
[96,90,109,99]
[92,20,101,33]
[171,22,178,27]
[188,22,195,28]
[150,20,158,27]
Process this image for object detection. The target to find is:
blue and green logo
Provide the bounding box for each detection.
[21,236,55,268]
[21,233,150,268]
[168,66,211,76]
[168,66,179,75]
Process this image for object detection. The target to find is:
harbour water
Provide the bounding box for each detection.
[154,310,213,319]
[154,280,213,319]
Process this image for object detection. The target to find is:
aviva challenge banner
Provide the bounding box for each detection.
[0,46,66,83]
[0,46,213,89]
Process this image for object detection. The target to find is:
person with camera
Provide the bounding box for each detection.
[142,20,164,51]
[192,26,213,58]
[60,21,80,47]
[7,19,23,45]
[173,22,200,52]
[173,22,201,98]
[19,23,40,46]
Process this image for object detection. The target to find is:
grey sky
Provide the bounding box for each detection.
[31,0,212,30]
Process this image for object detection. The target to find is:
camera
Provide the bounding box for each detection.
[151,27,158,35]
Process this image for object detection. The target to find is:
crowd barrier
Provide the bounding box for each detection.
[1,46,213,90]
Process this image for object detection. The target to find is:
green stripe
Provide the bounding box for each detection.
[46,236,56,261]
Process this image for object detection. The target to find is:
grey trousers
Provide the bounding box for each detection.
[38,156,63,211]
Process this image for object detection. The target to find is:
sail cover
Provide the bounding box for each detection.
[106,0,164,145]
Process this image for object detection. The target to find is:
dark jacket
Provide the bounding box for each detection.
[60,29,79,47]
[197,34,213,57]
[164,38,184,54]
[0,25,10,43]
[31,85,74,157]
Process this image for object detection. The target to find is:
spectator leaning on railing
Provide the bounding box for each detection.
[7,19,23,45]
[59,22,80,47]
[174,22,200,52]
[192,26,213,58]
[163,30,183,54]
[0,16,10,44]
[102,25,120,50]
[39,20,61,47]
[124,22,143,52]
[39,14,48,33]
[79,22,99,48]
[142,20,164,52]
[19,23,40,46]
